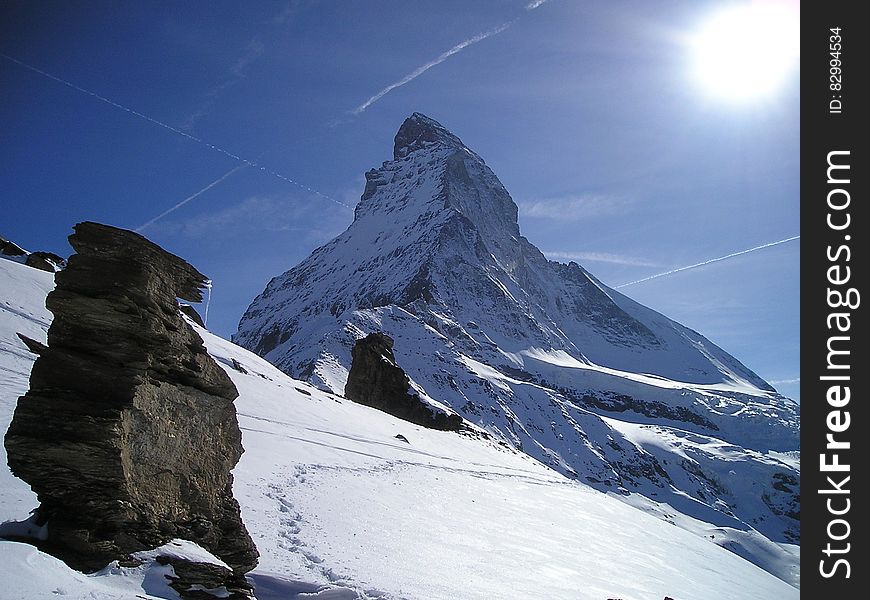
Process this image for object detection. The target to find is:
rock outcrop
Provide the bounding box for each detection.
[25,250,67,272]
[0,235,27,257]
[160,554,254,600]
[1,235,67,271]
[345,333,462,431]
[4,222,258,585]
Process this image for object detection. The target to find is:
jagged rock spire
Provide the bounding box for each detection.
[393,112,468,159]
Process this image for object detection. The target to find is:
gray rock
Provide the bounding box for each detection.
[16,333,47,355]
[25,251,66,272]
[158,555,254,599]
[4,222,258,575]
[345,333,462,431]
[179,303,206,327]
[0,235,26,256]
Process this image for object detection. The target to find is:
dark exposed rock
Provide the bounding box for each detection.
[179,303,206,327]
[494,365,535,382]
[393,112,466,159]
[573,389,718,431]
[16,333,47,355]
[159,556,255,599]
[25,251,67,272]
[772,471,798,492]
[4,222,258,574]
[345,333,462,431]
[1,235,26,256]
[1,235,66,271]
[763,472,801,524]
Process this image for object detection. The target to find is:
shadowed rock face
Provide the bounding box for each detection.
[345,333,462,431]
[4,222,258,578]
[1,235,66,271]
[0,235,27,256]
[25,251,67,272]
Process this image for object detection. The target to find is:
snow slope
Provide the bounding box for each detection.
[0,255,800,599]
[233,114,800,574]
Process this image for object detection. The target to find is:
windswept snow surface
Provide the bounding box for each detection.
[0,259,797,599]
[0,259,51,517]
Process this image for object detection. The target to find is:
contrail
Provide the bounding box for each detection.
[616,236,800,288]
[351,21,513,115]
[1,52,350,210]
[350,0,553,116]
[135,164,247,232]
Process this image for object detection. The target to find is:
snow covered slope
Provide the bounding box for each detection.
[234,114,800,574]
[0,251,800,599]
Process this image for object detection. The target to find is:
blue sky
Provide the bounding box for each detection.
[0,0,799,400]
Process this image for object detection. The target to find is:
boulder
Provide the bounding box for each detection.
[160,555,254,599]
[25,251,66,272]
[345,332,462,431]
[4,222,258,581]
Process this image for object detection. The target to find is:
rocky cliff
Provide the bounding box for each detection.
[346,333,462,431]
[4,222,258,588]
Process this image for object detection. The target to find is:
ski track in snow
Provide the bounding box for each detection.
[238,412,562,481]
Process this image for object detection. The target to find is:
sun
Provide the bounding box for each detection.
[690,2,799,103]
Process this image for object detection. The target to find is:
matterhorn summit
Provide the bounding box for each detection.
[236,113,799,582]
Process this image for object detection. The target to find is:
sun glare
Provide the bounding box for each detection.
[691,2,799,103]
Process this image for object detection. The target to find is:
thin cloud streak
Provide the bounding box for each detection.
[148,194,344,243]
[1,53,350,210]
[543,250,662,268]
[351,21,513,115]
[349,0,551,116]
[616,236,800,288]
[519,194,630,220]
[183,38,266,131]
[768,377,800,385]
[135,165,247,232]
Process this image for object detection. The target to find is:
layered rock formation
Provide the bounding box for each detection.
[345,333,462,431]
[4,222,257,585]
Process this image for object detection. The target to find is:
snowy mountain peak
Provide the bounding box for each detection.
[235,114,799,574]
[356,112,519,260]
[238,112,781,395]
[393,112,469,159]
